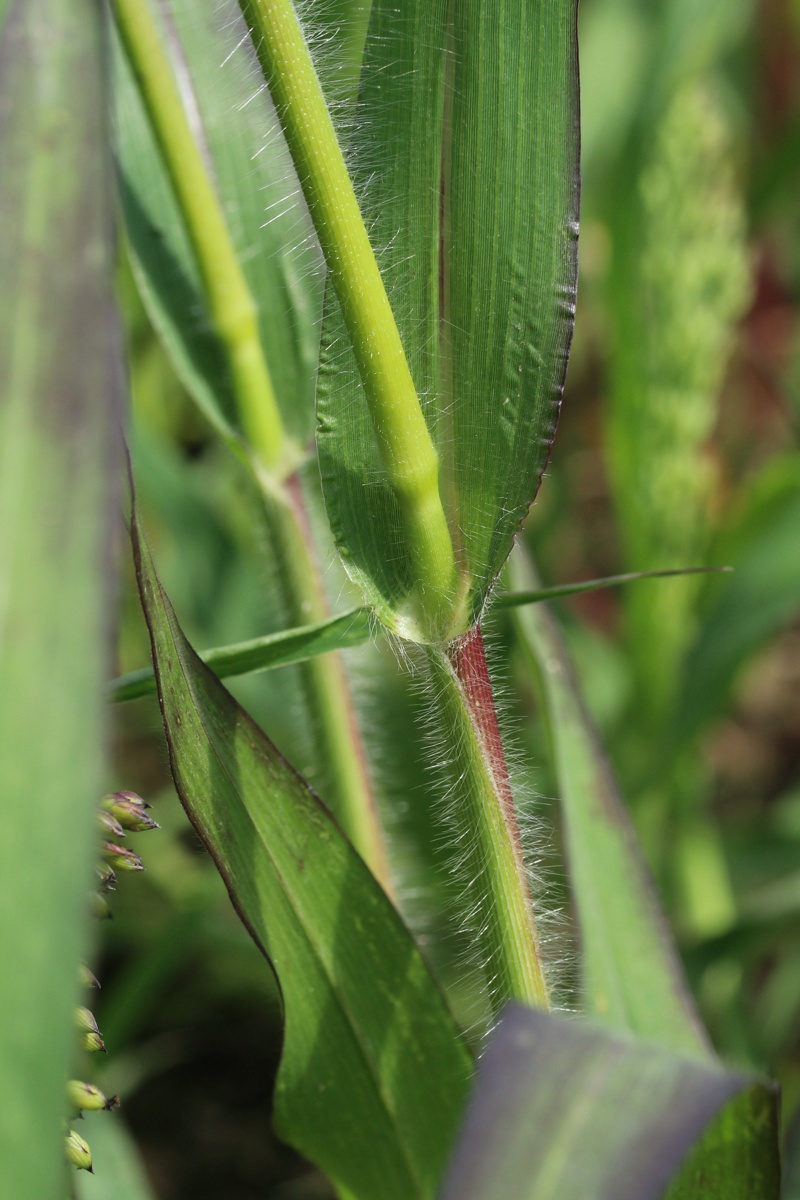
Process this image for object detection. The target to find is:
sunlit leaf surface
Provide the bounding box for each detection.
[133,502,473,1200]
[317,0,579,639]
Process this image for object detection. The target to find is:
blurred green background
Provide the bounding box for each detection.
[80,0,800,1195]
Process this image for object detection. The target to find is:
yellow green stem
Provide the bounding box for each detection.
[113,0,392,890]
[239,0,458,640]
[112,0,288,473]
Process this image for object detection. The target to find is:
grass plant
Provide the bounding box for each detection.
[1,0,796,1197]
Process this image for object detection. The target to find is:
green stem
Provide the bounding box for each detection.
[268,478,393,890]
[113,0,391,890]
[112,0,289,473]
[239,0,458,640]
[427,627,549,1015]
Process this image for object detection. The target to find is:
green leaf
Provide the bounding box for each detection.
[676,454,800,741]
[75,1114,156,1200]
[496,566,730,610]
[439,1005,751,1200]
[0,0,119,1195]
[509,555,709,1053]
[509,551,782,1196]
[111,605,372,701]
[113,0,322,446]
[317,0,579,639]
[132,501,473,1200]
[111,571,706,701]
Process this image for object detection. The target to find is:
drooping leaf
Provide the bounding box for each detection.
[132,501,473,1200]
[317,0,579,639]
[0,0,120,1195]
[439,1005,751,1200]
[113,0,322,445]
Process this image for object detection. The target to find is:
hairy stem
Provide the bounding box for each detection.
[239,0,458,641]
[112,0,289,473]
[427,627,549,1015]
[113,0,391,889]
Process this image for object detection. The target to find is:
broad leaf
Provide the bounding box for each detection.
[440,1006,750,1200]
[317,0,580,640]
[0,0,119,1195]
[113,0,322,446]
[132,502,473,1200]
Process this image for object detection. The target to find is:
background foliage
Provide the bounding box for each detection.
[60,0,800,1195]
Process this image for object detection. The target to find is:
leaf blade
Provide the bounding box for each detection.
[509,554,709,1052]
[316,0,580,638]
[439,1006,753,1200]
[110,605,373,701]
[132,502,473,1200]
[0,0,119,1193]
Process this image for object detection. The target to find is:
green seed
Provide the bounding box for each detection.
[98,809,126,839]
[65,1129,93,1172]
[108,797,159,832]
[102,841,144,872]
[81,1029,107,1053]
[102,789,151,813]
[67,1079,118,1113]
[78,963,100,989]
[75,1007,106,1052]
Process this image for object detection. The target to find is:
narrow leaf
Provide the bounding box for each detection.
[111,605,372,701]
[132,502,473,1200]
[508,554,710,1052]
[496,566,731,610]
[316,0,580,639]
[112,570,713,701]
[0,0,120,1195]
[440,1006,751,1200]
[677,457,800,741]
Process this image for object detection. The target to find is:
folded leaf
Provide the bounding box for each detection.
[439,1005,750,1200]
[317,0,580,640]
[0,0,119,1194]
[132,501,473,1200]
